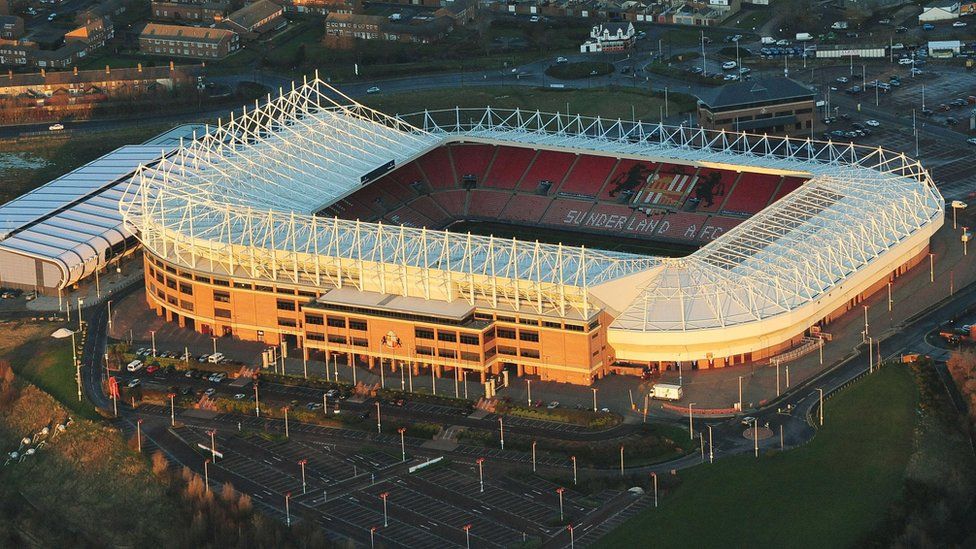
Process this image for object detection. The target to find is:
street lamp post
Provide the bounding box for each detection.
[476,457,485,493]
[285,492,291,527]
[651,472,658,507]
[298,459,307,494]
[619,445,624,476]
[708,425,714,463]
[591,388,598,412]
[168,393,176,426]
[571,455,577,485]
[531,440,537,473]
[208,430,217,461]
[254,382,260,417]
[71,332,81,402]
[817,388,824,426]
[863,304,869,339]
[136,418,143,452]
[375,401,381,434]
[556,487,565,522]
[738,376,743,411]
[463,524,472,549]
[868,336,874,373]
[107,300,113,330]
[379,492,389,527]
[150,330,156,358]
[370,526,377,549]
[204,458,210,493]
[284,407,290,438]
[398,427,406,462]
[688,403,696,439]
[77,297,83,332]
[211,337,217,356]
[526,379,532,406]
[498,417,504,450]
[930,252,935,283]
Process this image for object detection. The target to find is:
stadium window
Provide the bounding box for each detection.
[349,319,368,331]
[212,278,229,286]
[518,317,539,326]
[278,318,297,327]
[297,290,317,298]
[565,323,584,332]
[352,337,368,347]
[306,314,324,325]
[497,346,517,356]
[520,349,540,359]
[256,285,274,293]
[497,328,516,339]
[213,290,230,303]
[588,320,600,331]
[484,346,496,358]
[496,315,516,323]
[156,288,165,299]
[474,312,493,321]
[166,277,176,290]
[592,350,600,356]
[234,281,251,289]
[542,321,561,329]
[165,265,176,274]
[415,328,434,340]
[327,335,347,344]
[416,345,434,356]
[195,275,212,283]
[327,316,347,328]
[214,308,231,319]
[179,283,193,295]
[459,334,480,346]
[306,332,325,341]
[155,272,164,284]
[438,348,457,359]
[179,300,194,311]
[167,296,178,305]
[592,332,600,339]
[519,330,539,342]
[437,331,457,343]
[483,328,495,341]
[460,351,480,362]
[276,299,296,311]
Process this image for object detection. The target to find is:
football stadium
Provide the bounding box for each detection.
[21,76,942,385]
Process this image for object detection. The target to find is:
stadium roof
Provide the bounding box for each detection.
[121,77,944,345]
[0,124,204,288]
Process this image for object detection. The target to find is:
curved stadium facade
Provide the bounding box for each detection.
[120,78,944,384]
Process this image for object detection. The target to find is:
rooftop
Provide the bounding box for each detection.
[224,0,282,29]
[696,77,815,110]
[139,22,236,43]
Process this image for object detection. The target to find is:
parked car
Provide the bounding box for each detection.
[546,401,560,409]
[898,58,914,65]
[967,138,976,146]
[234,393,246,400]
[366,86,380,94]
[48,123,64,131]
[204,387,216,396]
[721,61,737,70]
[835,76,849,83]
[127,378,142,388]
[741,416,757,427]
[953,20,967,27]
[555,56,568,64]
[922,23,935,31]
[865,119,880,127]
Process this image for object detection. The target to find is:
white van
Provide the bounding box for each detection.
[207,352,225,364]
[126,360,144,372]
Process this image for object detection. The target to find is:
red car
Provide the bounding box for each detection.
[146,364,159,374]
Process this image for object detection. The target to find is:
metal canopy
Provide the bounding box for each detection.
[121,77,944,330]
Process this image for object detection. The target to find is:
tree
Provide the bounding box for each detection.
[151,450,169,477]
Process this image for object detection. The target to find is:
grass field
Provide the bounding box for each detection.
[361,85,697,121]
[0,321,98,419]
[598,364,919,548]
[449,220,696,257]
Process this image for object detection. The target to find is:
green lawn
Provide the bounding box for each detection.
[598,364,919,548]
[361,86,697,121]
[544,61,614,80]
[726,8,773,31]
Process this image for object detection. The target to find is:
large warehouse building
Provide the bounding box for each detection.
[112,77,944,385]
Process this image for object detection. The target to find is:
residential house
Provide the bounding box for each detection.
[0,17,114,68]
[0,62,203,100]
[151,0,230,24]
[278,0,359,15]
[139,22,240,59]
[435,0,479,25]
[219,0,286,39]
[580,21,635,53]
[696,78,816,134]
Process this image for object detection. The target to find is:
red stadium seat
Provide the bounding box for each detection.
[770,176,806,204]
[483,147,536,189]
[467,190,513,219]
[432,190,467,218]
[385,205,435,229]
[698,216,745,242]
[688,169,737,213]
[558,156,618,196]
[601,159,660,200]
[450,144,496,183]
[499,194,553,223]
[654,212,710,241]
[409,196,451,226]
[719,173,782,216]
[518,151,575,192]
[417,147,457,190]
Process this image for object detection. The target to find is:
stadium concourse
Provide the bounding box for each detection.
[112,77,944,386]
